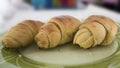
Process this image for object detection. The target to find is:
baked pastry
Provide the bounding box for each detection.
[2,20,44,48]
[73,15,118,48]
[35,15,81,48]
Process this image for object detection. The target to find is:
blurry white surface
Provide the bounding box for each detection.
[0,0,15,24]
[0,4,120,33]
[10,0,33,10]
[0,0,32,26]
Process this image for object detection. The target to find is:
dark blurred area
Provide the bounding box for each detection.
[24,0,120,12]
[94,0,120,12]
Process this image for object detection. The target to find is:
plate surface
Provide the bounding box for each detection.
[20,41,118,66]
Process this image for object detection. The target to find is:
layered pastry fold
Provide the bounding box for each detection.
[35,15,81,48]
[73,15,118,48]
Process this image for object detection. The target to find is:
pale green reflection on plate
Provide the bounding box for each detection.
[0,23,120,68]
[20,41,118,66]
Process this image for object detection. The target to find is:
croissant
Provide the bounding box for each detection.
[35,15,81,48]
[73,15,118,48]
[2,20,44,48]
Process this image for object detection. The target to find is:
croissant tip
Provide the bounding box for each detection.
[35,32,49,49]
[37,41,47,49]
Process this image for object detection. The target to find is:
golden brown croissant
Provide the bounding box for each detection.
[35,15,81,48]
[73,15,118,48]
[2,20,44,48]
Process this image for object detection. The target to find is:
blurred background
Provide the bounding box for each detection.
[16,0,120,12]
[0,0,120,28]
